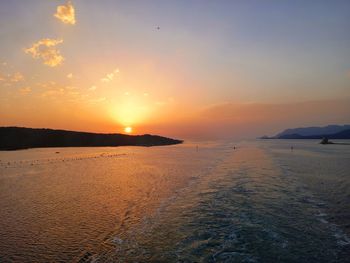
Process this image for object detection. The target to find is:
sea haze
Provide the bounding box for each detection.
[0,140,349,262]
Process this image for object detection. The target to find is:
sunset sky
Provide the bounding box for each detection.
[1,0,349,139]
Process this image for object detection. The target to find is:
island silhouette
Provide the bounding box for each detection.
[260,125,350,140]
[0,127,183,150]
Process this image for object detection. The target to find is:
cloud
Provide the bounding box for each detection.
[24,39,64,67]
[40,89,65,98]
[11,72,24,82]
[89,97,106,104]
[54,1,76,25]
[89,85,97,91]
[39,84,81,100]
[65,86,77,90]
[68,90,80,96]
[101,68,119,82]
[67,73,73,79]
[38,81,56,89]
[19,87,31,95]
[0,71,24,84]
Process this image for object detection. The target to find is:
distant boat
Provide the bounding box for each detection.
[320,137,333,145]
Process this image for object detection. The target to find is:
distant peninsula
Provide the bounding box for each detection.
[260,124,350,140]
[0,127,183,150]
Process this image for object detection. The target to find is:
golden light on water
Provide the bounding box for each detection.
[124,126,132,133]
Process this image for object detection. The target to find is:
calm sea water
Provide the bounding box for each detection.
[0,140,349,262]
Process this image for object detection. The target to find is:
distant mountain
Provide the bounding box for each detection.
[277,129,350,139]
[260,124,350,139]
[276,125,350,137]
[0,127,183,150]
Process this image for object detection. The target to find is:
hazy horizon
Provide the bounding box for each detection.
[1,0,350,139]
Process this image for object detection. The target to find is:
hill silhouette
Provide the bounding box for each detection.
[0,127,183,150]
[276,129,350,139]
[276,124,350,137]
[275,129,350,139]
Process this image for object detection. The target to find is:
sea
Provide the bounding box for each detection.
[0,140,349,262]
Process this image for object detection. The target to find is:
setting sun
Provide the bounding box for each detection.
[124,126,132,133]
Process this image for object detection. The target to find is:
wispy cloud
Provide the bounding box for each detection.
[38,81,56,89]
[39,85,80,100]
[89,97,106,104]
[54,1,76,25]
[67,73,73,79]
[89,85,97,91]
[40,88,65,98]
[0,71,24,84]
[101,68,119,82]
[11,72,24,82]
[65,85,78,90]
[19,87,31,95]
[24,39,64,67]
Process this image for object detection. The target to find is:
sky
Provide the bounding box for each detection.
[0,0,349,139]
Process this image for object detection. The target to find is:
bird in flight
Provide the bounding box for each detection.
[156,26,160,30]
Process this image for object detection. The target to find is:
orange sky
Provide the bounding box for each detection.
[1,1,349,139]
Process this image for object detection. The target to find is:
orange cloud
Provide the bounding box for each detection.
[0,71,24,84]
[24,39,64,67]
[19,87,31,95]
[89,97,106,104]
[54,1,76,25]
[101,69,119,82]
[11,72,24,82]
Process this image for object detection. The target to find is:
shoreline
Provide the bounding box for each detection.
[0,143,183,151]
[0,127,183,151]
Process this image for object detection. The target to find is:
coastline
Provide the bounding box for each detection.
[0,127,183,151]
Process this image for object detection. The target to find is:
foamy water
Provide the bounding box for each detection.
[0,140,349,262]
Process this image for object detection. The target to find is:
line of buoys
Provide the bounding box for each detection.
[0,153,126,168]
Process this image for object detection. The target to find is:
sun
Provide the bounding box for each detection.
[124,126,132,133]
